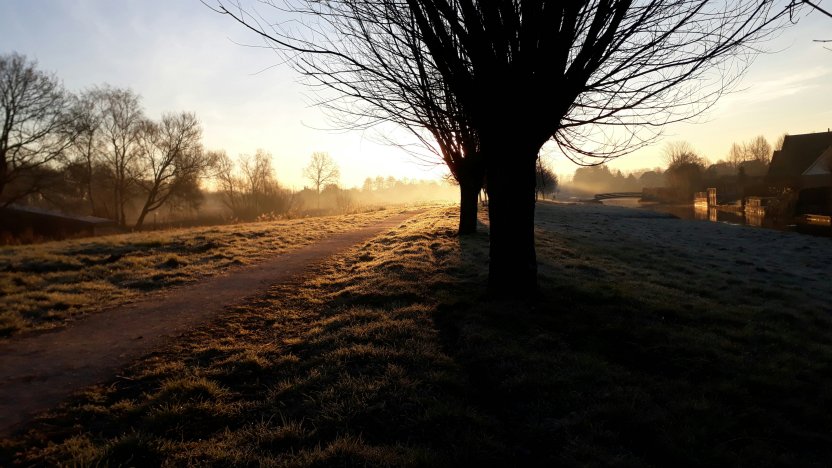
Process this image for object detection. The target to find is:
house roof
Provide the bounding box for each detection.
[1,204,115,225]
[803,147,832,176]
[768,131,832,181]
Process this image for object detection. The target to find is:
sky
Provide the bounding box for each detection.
[1,0,831,188]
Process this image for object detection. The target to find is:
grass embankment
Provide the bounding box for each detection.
[3,205,832,466]
[0,207,413,337]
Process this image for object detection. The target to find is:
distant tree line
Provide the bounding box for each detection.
[1,53,458,231]
[564,133,782,202]
[1,53,216,228]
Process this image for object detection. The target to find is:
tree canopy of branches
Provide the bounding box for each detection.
[0,53,76,206]
[133,112,214,229]
[303,152,340,209]
[664,141,706,169]
[67,89,106,215]
[727,135,773,169]
[212,0,798,295]
[663,141,706,199]
[94,86,144,226]
[216,149,294,220]
[209,0,486,234]
[535,156,558,200]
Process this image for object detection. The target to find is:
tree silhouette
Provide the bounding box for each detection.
[535,157,558,201]
[134,112,214,229]
[208,1,485,234]
[92,86,144,226]
[211,0,798,295]
[0,53,76,206]
[67,90,106,215]
[303,152,340,209]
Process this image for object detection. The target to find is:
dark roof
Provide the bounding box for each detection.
[767,131,832,181]
[1,204,114,225]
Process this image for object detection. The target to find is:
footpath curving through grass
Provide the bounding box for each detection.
[0,207,420,337]
[2,205,831,466]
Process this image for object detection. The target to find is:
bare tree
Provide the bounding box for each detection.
[665,141,706,169]
[746,135,773,165]
[207,1,486,234]
[774,133,788,151]
[0,53,76,206]
[133,112,213,229]
[535,156,558,201]
[211,0,798,295]
[664,142,706,200]
[96,86,144,226]
[214,149,245,216]
[727,143,748,171]
[303,152,340,209]
[66,89,106,215]
[727,135,773,172]
[216,149,292,219]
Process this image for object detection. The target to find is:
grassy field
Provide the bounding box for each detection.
[2,205,831,466]
[0,207,414,337]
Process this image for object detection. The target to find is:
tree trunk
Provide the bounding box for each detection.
[135,208,149,230]
[85,153,96,215]
[457,155,484,235]
[458,177,480,235]
[113,185,121,226]
[135,186,159,230]
[485,144,538,297]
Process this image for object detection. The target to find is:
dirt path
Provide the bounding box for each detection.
[0,210,423,436]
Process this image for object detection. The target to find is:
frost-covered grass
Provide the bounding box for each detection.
[0,207,414,337]
[3,204,831,466]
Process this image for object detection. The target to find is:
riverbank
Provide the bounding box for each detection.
[3,204,831,466]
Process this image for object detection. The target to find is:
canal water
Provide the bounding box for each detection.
[600,198,832,238]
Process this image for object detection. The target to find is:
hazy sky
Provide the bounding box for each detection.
[1,1,831,187]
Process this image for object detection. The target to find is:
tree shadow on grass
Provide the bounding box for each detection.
[430,227,832,467]
[5,208,832,467]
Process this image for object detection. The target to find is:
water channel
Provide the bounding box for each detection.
[599,198,832,238]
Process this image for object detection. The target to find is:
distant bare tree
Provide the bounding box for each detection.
[774,133,788,151]
[214,150,244,215]
[664,142,705,168]
[727,135,773,172]
[664,141,706,200]
[535,157,558,201]
[745,135,773,165]
[0,53,76,206]
[133,112,213,229]
[240,150,276,201]
[303,152,340,209]
[216,149,292,219]
[97,86,144,226]
[727,143,747,170]
[67,89,106,215]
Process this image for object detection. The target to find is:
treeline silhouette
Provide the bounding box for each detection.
[562,134,781,202]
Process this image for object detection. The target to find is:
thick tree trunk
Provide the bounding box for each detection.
[485,144,538,297]
[458,178,480,235]
[457,156,484,235]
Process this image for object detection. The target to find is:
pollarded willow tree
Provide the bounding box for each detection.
[209,0,486,234]
[212,0,800,296]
